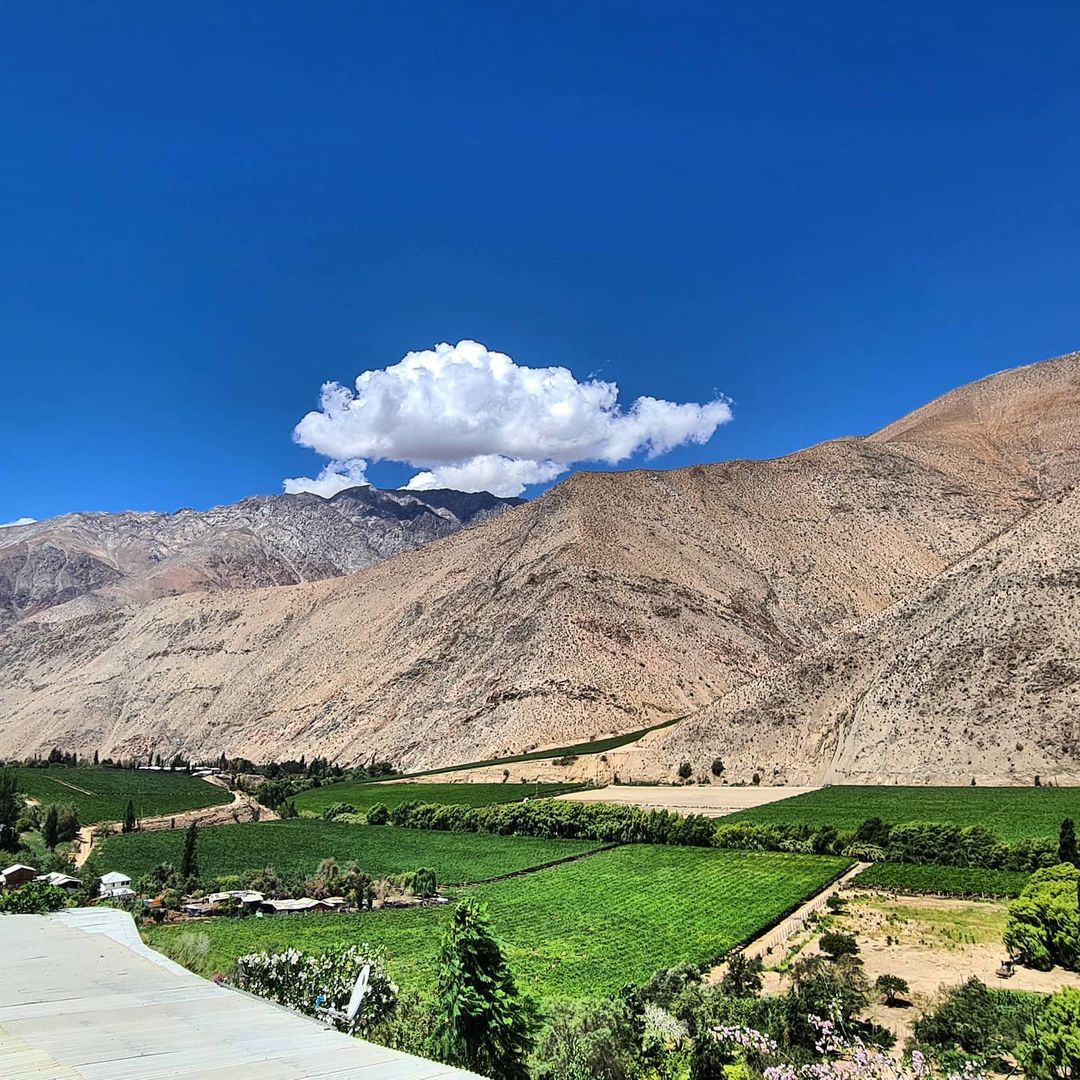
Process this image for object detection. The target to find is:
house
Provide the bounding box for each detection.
[1,864,38,889]
[99,871,133,898]
[36,872,82,892]
[257,897,331,915]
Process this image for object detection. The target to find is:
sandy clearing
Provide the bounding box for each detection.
[554,784,818,816]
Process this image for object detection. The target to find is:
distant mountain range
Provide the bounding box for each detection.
[1,351,1077,784]
[0,486,521,625]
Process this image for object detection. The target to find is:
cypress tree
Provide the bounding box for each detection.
[43,805,60,849]
[0,769,20,853]
[122,800,137,834]
[1058,818,1078,867]
[180,821,199,880]
[435,900,536,1080]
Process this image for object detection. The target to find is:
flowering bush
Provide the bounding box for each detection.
[233,944,397,1031]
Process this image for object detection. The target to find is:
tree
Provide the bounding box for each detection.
[1058,819,1078,868]
[93,749,99,765]
[57,805,79,843]
[677,762,693,781]
[0,769,20,852]
[689,1031,732,1080]
[1004,864,1080,970]
[180,821,199,880]
[913,977,1013,1058]
[410,867,437,898]
[366,802,389,825]
[875,973,909,1005]
[719,951,763,998]
[42,805,60,849]
[819,931,860,961]
[1019,986,1080,1080]
[435,900,536,1079]
[122,800,137,834]
[710,758,725,778]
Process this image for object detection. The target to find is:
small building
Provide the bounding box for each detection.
[1,864,39,889]
[36,872,82,892]
[99,871,133,898]
[257,897,330,915]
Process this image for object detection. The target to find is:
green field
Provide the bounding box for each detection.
[375,718,683,781]
[293,780,588,815]
[727,785,1080,840]
[852,862,1030,898]
[10,767,232,824]
[92,820,605,884]
[145,845,850,1001]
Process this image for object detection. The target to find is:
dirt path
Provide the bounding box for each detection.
[73,780,276,871]
[557,785,819,818]
[708,861,868,981]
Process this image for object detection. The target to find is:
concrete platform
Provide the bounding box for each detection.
[0,908,477,1079]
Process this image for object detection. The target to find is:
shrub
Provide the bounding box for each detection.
[233,945,396,1030]
[1018,986,1080,1080]
[408,867,437,898]
[1004,863,1080,970]
[875,974,909,1005]
[677,762,693,781]
[913,978,1037,1063]
[711,758,725,777]
[0,881,69,914]
[365,802,389,825]
[819,931,860,961]
[719,952,764,998]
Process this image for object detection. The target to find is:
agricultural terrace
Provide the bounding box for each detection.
[10,766,231,824]
[852,862,1031,899]
[145,845,850,1001]
[92,820,606,884]
[374,718,682,780]
[727,784,1080,840]
[291,780,588,815]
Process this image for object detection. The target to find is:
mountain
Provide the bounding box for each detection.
[0,487,521,626]
[0,351,1077,775]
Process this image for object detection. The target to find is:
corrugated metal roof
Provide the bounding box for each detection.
[0,908,479,1079]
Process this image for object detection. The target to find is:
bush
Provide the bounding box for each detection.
[408,867,437,898]
[711,758,725,777]
[366,802,389,825]
[677,762,693,781]
[819,931,860,961]
[913,978,1037,1063]
[0,881,69,914]
[875,974,909,1005]
[1018,986,1080,1080]
[1004,863,1080,970]
[233,945,396,1030]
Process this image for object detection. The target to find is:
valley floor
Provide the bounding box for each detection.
[554,783,819,816]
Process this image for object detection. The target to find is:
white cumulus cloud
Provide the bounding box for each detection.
[0,517,36,529]
[283,458,369,498]
[285,340,731,497]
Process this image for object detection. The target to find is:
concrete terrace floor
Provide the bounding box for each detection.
[0,907,476,1079]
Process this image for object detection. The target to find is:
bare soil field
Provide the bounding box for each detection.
[555,784,819,816]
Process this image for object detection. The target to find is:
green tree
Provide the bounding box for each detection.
[180,821,199,880]
[122,800,137,834]
[1019,986,1080,1080]
[57,805,79,843]
[0,769,20,852]
[366,802,389,825]
[819,931,860,961]
[1004,864,1080,970]
[690,1031,733,1080]
[42,805,60,849]
[410,867,437,898]
[1058,819,1078,868]
[913,977,1009,1057]
[710,758,725,778]
[875,973,909,1005]
[719,952,764,998]
[677,762,693,781]
[436,900,536,1079]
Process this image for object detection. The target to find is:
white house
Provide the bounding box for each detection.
[36,871,82,892]
[99,871,132,898]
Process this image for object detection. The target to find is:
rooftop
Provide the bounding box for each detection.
[0,907,478,1078]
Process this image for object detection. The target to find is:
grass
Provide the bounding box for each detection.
[292,780,588,815]
[10,766,232,824]
[144,845,850,1001]
[91,820,606,884]
[853,862,1030,898]
[727,785,1080,840]
[849,893,1008,947]
[367,717,683,781]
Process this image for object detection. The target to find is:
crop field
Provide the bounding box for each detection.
[92,820,605,884]
[145,845,850,1001]
[726,785,1080,840]
[851,862,1030,898]
[292,780,588,815]
[9,767,231,824]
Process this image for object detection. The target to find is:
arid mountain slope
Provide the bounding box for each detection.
[0,352,1077,769]
[0,487,520,626]
[647,486,1080,785]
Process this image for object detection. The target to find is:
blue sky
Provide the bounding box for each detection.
[3,2,1079,516]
